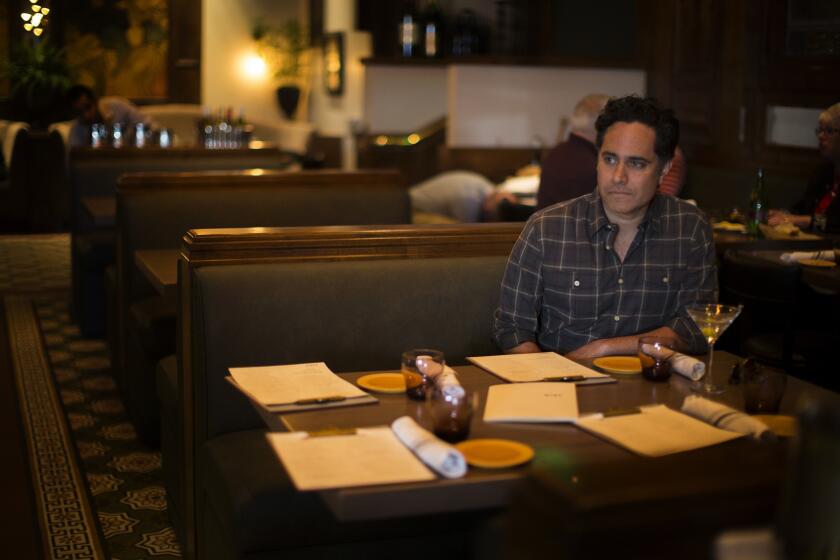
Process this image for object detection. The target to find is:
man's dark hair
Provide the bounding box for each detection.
[594,95,679,164]
[66,84,96,105]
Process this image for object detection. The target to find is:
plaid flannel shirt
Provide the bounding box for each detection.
[493,191,717,354]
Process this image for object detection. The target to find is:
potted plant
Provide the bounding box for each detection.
[252,19,308,120]
[4,38,74,129]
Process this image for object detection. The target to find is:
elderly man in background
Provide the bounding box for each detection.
[66,84,153,148]
[769,101,840,233]
[494,95,715,359]
[536,94,610,210]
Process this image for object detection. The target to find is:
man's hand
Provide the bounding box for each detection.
[565,339,609,360]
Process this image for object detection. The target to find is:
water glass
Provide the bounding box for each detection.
[90,123,107,148]
[401,349,444,401]
[742,362,787,414]
[427,386,477,443]
[638,336,677,382]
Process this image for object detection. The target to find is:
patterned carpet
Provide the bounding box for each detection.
[1,234,180,559]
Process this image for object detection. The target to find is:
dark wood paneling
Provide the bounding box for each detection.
[168,0,201,103]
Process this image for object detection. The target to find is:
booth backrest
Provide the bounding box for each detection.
[69,150,295,233]
[116,169,408,306]
[180,223,523,443]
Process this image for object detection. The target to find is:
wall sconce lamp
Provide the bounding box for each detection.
[323,32,344,96]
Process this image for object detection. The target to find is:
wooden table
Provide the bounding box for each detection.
[81,195,116,227]
[134,249,179,298]
[745,250,840,294]
[713,230,834,256]
[264,353,826,523]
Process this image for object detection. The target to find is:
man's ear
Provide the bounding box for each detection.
[658,159,673,184]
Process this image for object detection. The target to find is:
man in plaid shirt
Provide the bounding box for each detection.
[494,96,716,359]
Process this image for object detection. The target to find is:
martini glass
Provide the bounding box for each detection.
[686,303,743,395]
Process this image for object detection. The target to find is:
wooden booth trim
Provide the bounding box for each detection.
[181,223,524,265]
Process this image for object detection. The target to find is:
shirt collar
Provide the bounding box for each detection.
[587,191,664,238]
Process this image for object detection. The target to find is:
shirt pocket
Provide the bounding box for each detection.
[643,266,679,320]
[544,269,600,325]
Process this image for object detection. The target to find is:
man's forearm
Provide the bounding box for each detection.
[567,326,685,360]
[504,341,542,354]
[607,326,684,354]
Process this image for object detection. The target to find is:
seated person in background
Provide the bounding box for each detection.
[768,102,840,233]
[537,94,610,210]
[494,95,716,359]
[657,145,686,197]
[409,170,500,223]
[66,84,153,147]
[537,95,687,210]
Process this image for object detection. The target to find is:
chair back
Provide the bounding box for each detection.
[720,249,801,370]
[777,396,840,558]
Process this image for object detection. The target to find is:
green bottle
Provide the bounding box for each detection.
[748,167,767,236]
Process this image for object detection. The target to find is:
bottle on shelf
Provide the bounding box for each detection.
[422,2,443,58]
[747,167,767,236]
[398,1,419,57]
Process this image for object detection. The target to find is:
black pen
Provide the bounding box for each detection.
[543,375,586,382]
[294,395,347,405]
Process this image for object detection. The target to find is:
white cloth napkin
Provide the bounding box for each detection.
[681,395,773,441]
[671,353,706,381]
[391,416,467,478]
[416,358,465,398]
[779,250,835,264]
[436,366,466,398]
[640,344,705,381]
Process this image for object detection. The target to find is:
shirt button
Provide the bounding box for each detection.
[573,280,580,287]
[606,245,611,250]
[618,278,624,284]
[614,315,620,321]
[663,276,669,283]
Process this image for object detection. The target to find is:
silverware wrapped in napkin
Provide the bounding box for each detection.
[681,395,774,441]
[391,416,467,478]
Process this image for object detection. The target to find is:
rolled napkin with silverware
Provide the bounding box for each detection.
[779,250,835,264]
[391,416,467,478]
[639,343,705,381]
[416,357,466,398]
[681,395,774,441]
[436,366,466,398]
[670,352,705,381]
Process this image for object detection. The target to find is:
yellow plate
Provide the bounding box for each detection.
[798,258,836,268]
[592,356,642,375]
[752,415,797,438]
[455,439,534,469]
[356,373,406,394]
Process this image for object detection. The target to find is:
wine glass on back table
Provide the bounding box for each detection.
[686,304,742,395]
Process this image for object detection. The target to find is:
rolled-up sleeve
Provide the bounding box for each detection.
[665,218,718,353]
[493,217,545,350]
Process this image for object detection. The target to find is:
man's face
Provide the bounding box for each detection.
[72,94,97,123]
[597,121,670,221]
[816,116,840,162]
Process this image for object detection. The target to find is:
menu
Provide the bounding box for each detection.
[266,428,435,491]
[484,383,579,423]
[468,352,614,385]
[575,404,744,457]
[228,362,376,412]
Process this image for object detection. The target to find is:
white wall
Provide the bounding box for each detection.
[202,0,303,126]
[766,106,820,149]
[448,66,646,147]
[364,67,449,132]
